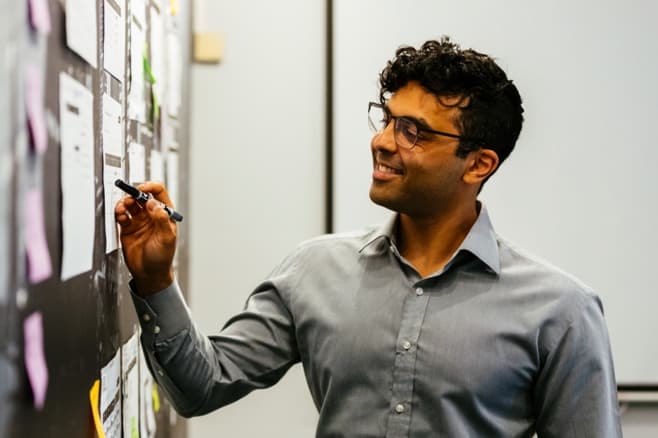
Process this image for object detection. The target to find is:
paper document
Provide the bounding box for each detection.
[165,150,179,207]
[140,353,157,438]
[122,333,140,438]
[149,149,164,182]
[149,5,165,100]
[103,0,126,81]
[130,0,146,29]
[65,0,98,67]
[166,32,181,117]
[100,350,121,438]
[59,72,95,281]
[102,94,124,253]
[128,142,146,184]
[128,17,146,122]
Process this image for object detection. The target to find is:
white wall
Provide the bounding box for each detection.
[188,1,324,437]
[188,1,658,436]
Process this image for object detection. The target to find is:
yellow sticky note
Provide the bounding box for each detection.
[152,384,161,413]
[169,0,179,16]
[89,380,107,438]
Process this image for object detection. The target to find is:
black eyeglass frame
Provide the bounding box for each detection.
[368,101,486,149]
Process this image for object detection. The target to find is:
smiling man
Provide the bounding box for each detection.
[116,37,622,437]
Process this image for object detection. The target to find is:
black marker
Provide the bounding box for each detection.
[114,179,184,222]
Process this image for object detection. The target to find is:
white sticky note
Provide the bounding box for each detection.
[102,94,124,253]
[103,0,125,81]
[59,72,95,281]
[128,142,146,184]
[65,0,98,67]
[100,350,121,438]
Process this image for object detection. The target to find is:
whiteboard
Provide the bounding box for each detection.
[333,0,658,385]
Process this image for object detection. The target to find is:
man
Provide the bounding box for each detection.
[115,37,621,436]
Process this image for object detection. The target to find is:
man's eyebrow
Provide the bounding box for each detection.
[383,104,433,130]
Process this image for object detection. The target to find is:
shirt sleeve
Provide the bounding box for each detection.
[533,293,622,437]
[130,279,300,417]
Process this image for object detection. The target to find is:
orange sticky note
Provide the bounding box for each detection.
[89,380,107,438]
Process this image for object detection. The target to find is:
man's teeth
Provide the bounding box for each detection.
[378,164,399,174]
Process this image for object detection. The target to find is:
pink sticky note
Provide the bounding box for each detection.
[25,65,48,154]
[28,0,51,34]
[24,312,49,410]
[25,189,53,283]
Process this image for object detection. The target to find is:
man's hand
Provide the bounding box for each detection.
[114,181,177,297]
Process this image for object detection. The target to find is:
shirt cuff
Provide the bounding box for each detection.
[129,279,192,345]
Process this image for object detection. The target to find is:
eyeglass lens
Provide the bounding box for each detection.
[368,104,418,149]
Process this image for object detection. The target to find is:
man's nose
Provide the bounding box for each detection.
[371,121,398,152]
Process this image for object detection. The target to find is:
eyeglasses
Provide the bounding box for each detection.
[368,101,482,150]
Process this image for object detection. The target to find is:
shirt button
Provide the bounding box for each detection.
[394,403,405,414]
[142,313,151,322]
[415,287,424,296]
[154,325,161,334]
[402,341,412,350]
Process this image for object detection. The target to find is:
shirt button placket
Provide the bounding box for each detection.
[386,285,429,437]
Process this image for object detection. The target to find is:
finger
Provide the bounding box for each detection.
[146,199,177,243]
[125,199,145,219]
[115,212,131,227]
[115,195,147,230]
[138,181,174,208]
[116,194,139,212]
[118,194,145,219]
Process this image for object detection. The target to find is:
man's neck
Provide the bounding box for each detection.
[395,202,479,278]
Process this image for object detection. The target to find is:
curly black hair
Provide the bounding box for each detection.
[379,36,524,168]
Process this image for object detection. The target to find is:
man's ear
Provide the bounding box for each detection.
[463,148,499,186]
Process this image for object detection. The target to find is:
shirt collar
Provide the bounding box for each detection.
[359,214,397,256]
[359,203,501,275]
[458,204,501,275]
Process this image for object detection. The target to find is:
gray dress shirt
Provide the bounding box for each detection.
[131,206,622,437]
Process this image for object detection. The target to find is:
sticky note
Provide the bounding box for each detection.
[28,0,51,34]
[25,65,48,154]
[24,189,53,284]
[23,312,48,410]
[169,0,179,16]
[152,384,160,413]
[89,380,107,438]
